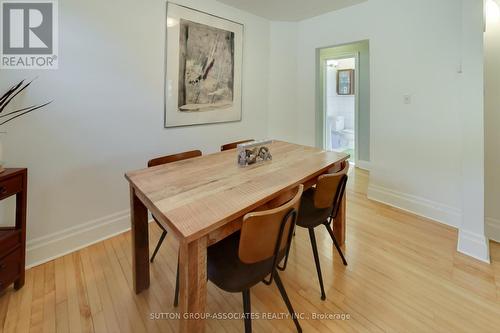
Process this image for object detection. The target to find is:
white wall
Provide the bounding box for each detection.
[296,0,463,219]
[485,3,500,243]
[0,0,490,266]
[267,0,488,261]
[267,22,299,143]
[0,0,271,267]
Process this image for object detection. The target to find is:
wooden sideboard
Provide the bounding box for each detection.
[0,168,27,291]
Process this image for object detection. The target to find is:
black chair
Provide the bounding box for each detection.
[207,185,304,333]
[294,162,349,300]
[147,150,202,306]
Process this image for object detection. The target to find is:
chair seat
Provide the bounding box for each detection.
[297,188,331,228]
[208,231,279,293]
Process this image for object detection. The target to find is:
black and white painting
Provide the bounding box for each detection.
[165,3,243,127]
[178,20,234,112]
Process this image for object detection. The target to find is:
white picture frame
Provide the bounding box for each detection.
[165,3,244,128]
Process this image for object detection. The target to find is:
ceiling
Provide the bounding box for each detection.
[217,0,368,21]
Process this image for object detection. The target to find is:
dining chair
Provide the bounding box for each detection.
[207,185,304,333]
[147,149,202,262]
[220,139,254,151]
[148,150,202,168]
[294,161,349,300]
[147,149,202,306]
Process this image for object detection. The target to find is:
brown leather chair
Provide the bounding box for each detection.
[147,150,202,306]
[148,150,202,168]
[294,161,349,301]
[207,185,304,333]
[220,139,254,151]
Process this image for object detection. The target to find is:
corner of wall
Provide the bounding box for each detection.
[267,21,300,142]
[458,0,488,264]
[457,229,490,263]
[486,217,500,243]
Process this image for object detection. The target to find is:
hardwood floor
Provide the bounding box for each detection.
[1,168,500,332]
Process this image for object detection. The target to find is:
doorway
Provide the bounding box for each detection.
[325,57,357,162]
[316,40,370,169]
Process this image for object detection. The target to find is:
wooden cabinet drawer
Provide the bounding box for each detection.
[0,248,21,289]
[0,230,21,255]
[0,175,22,200]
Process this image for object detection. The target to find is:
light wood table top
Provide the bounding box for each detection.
[126,140,349,244]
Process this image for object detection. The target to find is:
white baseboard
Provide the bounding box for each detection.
[486,217,500,243]
[367,184,462,228]
[25,188,495,268]
[26,210,131,268]
[356,160,371,171]
[457,229,490,263]
[367,183,492,263]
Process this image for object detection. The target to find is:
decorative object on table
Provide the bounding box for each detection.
[0,168,27,292]
[164,3,243,127]
[337,69,355,95]
[237,140,273,167]
[0,79,52,173]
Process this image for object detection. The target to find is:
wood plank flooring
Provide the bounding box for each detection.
[1,169,500,332]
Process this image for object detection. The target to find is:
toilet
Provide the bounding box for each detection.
[329,116,354,151]
[329,116,345,149]
[333,116,345,131]
[341,129,355,150]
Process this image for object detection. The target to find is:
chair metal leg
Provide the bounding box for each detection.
[150,230,167,263]
[308,228,326,300]
[242,289,252,333]
[274,272,302,333]
[174,259,180,307]
[324,223,348,266]
[278,226,295,272]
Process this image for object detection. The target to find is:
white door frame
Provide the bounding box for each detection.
[318,51,360,165]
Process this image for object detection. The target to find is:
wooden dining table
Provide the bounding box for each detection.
[125,141,349,332]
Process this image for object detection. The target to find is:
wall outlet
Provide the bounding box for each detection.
[404,94,412,104]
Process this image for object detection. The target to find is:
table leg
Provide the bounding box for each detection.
[179,236,208,333]
[334,192,346,246]
[332,160,347,246]
[14,172,27,290]
[130,186,150,294]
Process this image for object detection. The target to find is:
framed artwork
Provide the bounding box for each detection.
[337,69,354,95]
[165,3,244,127]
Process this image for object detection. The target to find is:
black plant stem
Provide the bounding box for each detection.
[0,101,51,126]
[0,105,38,118]
[0,80,25,107]
[0,78,36,113]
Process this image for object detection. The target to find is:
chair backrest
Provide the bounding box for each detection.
[147,150,202,168]
[220,139,254,151]
[238,185,304,265]
[313,161,349,217]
